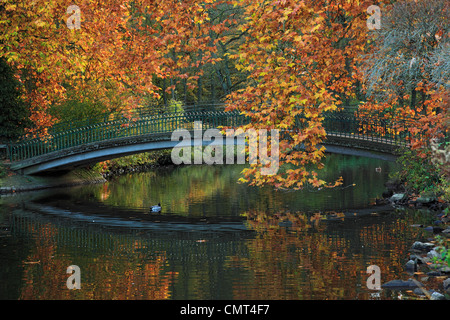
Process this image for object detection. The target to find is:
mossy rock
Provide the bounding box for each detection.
[417,192,438,204]
[390,193,407,202]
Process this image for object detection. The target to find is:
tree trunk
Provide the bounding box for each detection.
[210,72,215,102]
[170,78,175,101]
[162,78,167,107]
[197,75,202,103]
[183,78,187,105]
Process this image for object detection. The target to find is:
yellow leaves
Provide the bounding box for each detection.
[289,96,299,103]
[5,3,16,11]
[308,177,325,188]
[238,177,249,184]
[313,92,323,100]
[6,51,19,63]
[310,24,321,33]
[279,80,289,88]
[34,19,46,28]
[194,17,204,24]
[276,56,286,63]
[283,7,293,17]
[320,102,337,112]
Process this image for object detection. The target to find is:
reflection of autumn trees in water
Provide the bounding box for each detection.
[89,252,176,300]
[228,210,426,299]
[13,206,431,300]
[19,223,66,299]
[17,221,177,300]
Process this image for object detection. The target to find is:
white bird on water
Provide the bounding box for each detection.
[151,203,161,212]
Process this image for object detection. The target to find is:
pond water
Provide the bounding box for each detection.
[0,154,437,300]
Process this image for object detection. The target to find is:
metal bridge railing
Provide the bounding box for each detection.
[321,113,419,146]
[7,110,245,162]
[8,110,420,162]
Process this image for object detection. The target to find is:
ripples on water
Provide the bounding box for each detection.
[0,154,436,299]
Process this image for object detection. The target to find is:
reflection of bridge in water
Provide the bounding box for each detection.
[10,197,396,260]
[10,204,255,263]
[7,107,412,174]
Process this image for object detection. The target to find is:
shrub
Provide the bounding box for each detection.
[391,147,442,195]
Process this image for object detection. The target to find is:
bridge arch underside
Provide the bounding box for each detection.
[11,132,399,175]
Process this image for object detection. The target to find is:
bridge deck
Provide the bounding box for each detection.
[6,110,415,174]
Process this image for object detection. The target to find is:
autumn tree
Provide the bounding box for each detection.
[147,0,246,107]
[359,0,449,147]
[0,0,229,135]
[205,1,248,100]
[355,0,449,199]
[225,0,392,189]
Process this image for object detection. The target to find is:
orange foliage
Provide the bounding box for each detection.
[0,0,229,135]
[226,0,392,189]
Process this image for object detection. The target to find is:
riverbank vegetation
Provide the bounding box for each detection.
[93,150,173,178]
[390,142,450,204]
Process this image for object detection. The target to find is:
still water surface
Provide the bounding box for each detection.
[0,154,435,299]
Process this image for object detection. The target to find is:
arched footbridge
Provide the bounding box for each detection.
[7,109,412,175]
